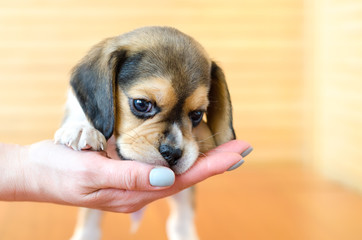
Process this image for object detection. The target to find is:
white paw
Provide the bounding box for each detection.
[54,124,107,151]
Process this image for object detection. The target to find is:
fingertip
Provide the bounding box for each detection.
[231,139,252,150]
[223,152,244,171]
[241,146,253,158]
[202,151,243,175]
[173,152,243,189]
[211,139,253,157]
[227,159,245,171]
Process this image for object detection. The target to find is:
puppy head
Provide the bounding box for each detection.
[71,26,235,174]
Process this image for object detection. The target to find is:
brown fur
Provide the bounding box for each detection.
[65,26,235,174]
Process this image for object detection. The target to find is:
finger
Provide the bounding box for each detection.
[105,136,119,160]
[94,140,252,210]
[207,139,252,157]
[168,140,251,193]
[95,160,175,191]
[177,151,243,186]
[148,151,243,200]
[93,140,251,194]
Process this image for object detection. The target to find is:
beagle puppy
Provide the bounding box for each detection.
[54,26,235,240]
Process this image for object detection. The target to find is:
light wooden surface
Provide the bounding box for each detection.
[0,0,362,239]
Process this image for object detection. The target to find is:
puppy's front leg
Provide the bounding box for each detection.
[70,208,103,240]
[167,187,199,240]
[54,90,107,151]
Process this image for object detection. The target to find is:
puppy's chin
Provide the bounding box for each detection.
[171,143,200,175]
[116,140,200,175]
[171,159,197,175]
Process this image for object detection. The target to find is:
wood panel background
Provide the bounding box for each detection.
[308,0,362,192]
[0,0,304,163]
[1,0,362,240]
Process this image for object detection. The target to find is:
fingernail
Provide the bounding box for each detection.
[227,159,245,171]
[241,147,253,158]
[149,167,175,187]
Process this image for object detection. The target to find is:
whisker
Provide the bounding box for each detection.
[197,132,222,143]
[117,130,137,140]
[120,129,160,154]
[131,129,142,139]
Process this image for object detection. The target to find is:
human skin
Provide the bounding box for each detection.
[0,137,251,213]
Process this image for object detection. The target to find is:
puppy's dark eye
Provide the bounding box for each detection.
[129,98,159,119]
[133,99,153,113]
[189,110,204,127]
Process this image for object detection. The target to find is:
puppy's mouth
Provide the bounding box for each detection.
[115,145,197,175]
[116,145,172,167]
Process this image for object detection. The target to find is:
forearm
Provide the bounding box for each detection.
[0,143,28,201]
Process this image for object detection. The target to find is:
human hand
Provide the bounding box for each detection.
[13,137,251,213]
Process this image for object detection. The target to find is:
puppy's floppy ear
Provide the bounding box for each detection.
[70,46,127,140]
[206,62,236,145]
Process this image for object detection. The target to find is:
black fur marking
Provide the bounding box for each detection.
[71,68,113,139]
[70,50,129,140]
[117,52,146,87]
[166,98,185,125]
[208,62,236,142]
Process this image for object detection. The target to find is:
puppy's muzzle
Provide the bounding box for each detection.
[159,144,182,166]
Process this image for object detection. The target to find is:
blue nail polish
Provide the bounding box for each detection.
[227,159,245,171]
[149,167,175,187]
[241,147,253,158]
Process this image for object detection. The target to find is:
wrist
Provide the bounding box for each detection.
[0,143,28,201]
[16,144,40,201]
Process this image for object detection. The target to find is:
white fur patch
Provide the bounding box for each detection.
[54,90,107,151]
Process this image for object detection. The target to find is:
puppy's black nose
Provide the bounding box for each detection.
[159,144,182,166]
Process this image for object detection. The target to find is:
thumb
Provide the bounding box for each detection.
[95,160,175,191]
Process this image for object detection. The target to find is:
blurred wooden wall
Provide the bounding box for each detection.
[0,0,304,164]
[305,0,362,191]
